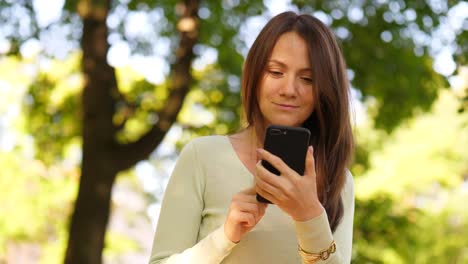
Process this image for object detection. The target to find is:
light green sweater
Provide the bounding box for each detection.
[149,136,354,263]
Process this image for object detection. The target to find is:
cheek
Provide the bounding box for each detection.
[258,78,277,102]
[301,89,315,113]
[300,87,314,102]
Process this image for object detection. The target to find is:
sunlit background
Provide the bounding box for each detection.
[1,0,467,263]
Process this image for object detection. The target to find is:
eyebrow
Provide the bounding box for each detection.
[267,59,313,72]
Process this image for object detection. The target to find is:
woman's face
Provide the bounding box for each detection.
[257,31,315,128]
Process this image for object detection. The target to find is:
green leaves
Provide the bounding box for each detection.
[24,53,83,165]
[0,147,77,262]
[352,89,468,262]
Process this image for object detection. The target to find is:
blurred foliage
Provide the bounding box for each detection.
[354,191,468,263]
[1,0,462,164]
[355,90,468,198]
[24,53,82,165]
[352,89,468,263]
[103,232,140,261]
[0,150,74,260]
[0,56,152,262]
[296,0,450,130]
[353,195,422,263]
[0,148,148,263]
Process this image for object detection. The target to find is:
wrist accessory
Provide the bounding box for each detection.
[298,240,336,263]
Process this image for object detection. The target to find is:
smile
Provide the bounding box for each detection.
[273,102,299,109]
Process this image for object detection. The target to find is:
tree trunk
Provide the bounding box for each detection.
[64,0,200,263]
[65,1,117,263]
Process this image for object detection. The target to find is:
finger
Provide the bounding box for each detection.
[256,184,279,205]
[233,201,260,216]
[233,199,269,222]
[235,188,264,204]
[256,179,289,204]
[239,186,257,195]
[256,162,296,197]
[234,211,256,227]
[257,148,297,180]
[258,202,268,217]
[255,161,283,187]
[303,146,316,178]
[255,175,281,198]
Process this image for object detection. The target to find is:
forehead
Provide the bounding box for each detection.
[268,32,311,68]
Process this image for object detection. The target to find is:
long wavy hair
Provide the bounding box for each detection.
[241,11,354,232]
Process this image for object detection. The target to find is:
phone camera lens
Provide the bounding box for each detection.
[270,129,282,136]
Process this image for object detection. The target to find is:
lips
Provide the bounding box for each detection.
[273,102,299,109]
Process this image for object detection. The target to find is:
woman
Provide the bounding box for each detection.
[149,11,354,264]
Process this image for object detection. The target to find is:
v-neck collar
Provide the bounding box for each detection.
[222,135,256,179]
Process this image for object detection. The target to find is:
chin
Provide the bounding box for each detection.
[267,119,303,127]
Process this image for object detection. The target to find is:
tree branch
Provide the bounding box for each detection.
[113,0,200,171]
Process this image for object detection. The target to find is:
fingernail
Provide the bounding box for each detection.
[256,148,263,154]
[309,146,313,153]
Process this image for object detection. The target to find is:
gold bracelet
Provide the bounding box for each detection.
[298,240,336,263]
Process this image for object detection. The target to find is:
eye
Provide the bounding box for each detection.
[268,70,283,77]
[301,77,314,84]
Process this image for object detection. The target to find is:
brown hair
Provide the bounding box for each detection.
[241,11,354,232]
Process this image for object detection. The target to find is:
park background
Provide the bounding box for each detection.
[0,0,467,263]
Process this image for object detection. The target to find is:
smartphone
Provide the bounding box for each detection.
[256,125,311,204]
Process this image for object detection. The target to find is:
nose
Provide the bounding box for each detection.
[279,76,297,98]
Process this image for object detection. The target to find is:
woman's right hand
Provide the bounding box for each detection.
[224,187,268,243]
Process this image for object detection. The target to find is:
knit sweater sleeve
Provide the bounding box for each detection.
[148,140,236,264]
[293,171,355,263]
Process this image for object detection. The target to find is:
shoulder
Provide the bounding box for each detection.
[175,135,230,179]
[179,135,227,159]
[185,135,226,152]
[188,135,226,146]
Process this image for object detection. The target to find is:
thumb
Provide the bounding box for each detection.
[304,146,316,178]
[240,186,257,195]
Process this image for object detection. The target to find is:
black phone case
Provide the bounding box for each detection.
[256,125,311,204]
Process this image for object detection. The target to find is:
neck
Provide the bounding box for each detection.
[246,125,264,148]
